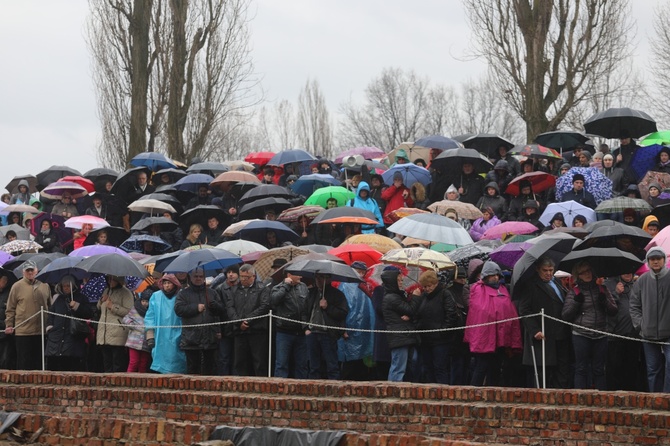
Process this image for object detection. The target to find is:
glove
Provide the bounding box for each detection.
[573,292,584,303]
[145,338,155,350]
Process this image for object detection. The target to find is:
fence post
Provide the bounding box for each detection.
[541,308,546,389]
[268,310,273,378]
[41,307,45,372]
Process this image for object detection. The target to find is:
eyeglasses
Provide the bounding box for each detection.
[239,274,254,279]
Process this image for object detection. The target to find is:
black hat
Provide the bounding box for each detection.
[572,173,585,183]
[272,258,288,269]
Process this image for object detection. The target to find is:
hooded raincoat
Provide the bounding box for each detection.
[348,181,384,233]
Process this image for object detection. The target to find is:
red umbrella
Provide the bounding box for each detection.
[506,171,556,196]
[328,244,383,266]
[244,151,276,166]
[59,176,96,194]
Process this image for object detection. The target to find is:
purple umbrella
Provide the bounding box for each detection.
[0,252,14,266]
[334,146,386,164]
[31,212,73,251]
[70,245,130,257]
[489,242,533,269]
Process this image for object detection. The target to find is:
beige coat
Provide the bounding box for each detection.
[5,278,51,336]
[96,286,134,346]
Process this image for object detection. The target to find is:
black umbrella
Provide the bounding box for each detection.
[238,184,292,206]
[237,220,300,246]
[285,259,362,283]
[576,224,651,251]
[431,148,494,174]
[110,166,151,201]
[462,133,515,157]
[533,130,590,149]
[152,250,184,273]
[5,175,38,194]
[84,226,130,247]
[414,135,461,150]
[511,236,576,296]
[559,247,643,278]
[77,253,149,278]
[36,256,87,283]
[83,168,119,188]
[35,166,82,190]
[179,205,228,231]
[310,206,379,225]
[230,182,260,201]
[185,162,229,177]
[154,168,188,184]
[451,133,476,143]
[267,149,317,166]
[131,216,178,233]
[238,197,293,220]
[583,107,658,139]
[9,252,67,279]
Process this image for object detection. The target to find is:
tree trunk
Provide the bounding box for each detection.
[167,0,187,162]
[128,0,152,160]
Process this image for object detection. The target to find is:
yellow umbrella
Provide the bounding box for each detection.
[341,234,401,254]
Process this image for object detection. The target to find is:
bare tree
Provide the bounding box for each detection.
[649,1,670,128]
[296,79,334,158]
[464,0,635,142]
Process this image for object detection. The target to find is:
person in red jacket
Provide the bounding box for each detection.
[381,172,414,225]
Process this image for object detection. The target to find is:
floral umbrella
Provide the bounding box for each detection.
[509,144,562,160]
[555,167,613,204]
[0,240,42,254]
[427,200,483,220]
[340,234,401,254]
[637,171,670,201]
[387,207,429,223]
[381,247,455,271]
[277,205,324,223]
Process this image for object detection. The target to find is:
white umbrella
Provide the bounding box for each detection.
[387,213,473,246]
[216,240,268,257]
[538,201,596,227]
[128,199,176,215]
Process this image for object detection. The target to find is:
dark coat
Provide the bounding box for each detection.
[34,230,61,254]
[45,291,95,359]
[224,280,270,335]
[476,182,508,219]
[271,281,309,334]
[174,284,221,350]
[562,280,618,339]
[307,285,349,338]
[415,284,459,346]
[600,167,628,195]
[561,188,597,209]
[381,270,420,349]
[457,172,485,206]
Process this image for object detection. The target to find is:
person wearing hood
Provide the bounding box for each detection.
[381,172,414,225]
[469,207,501,242]
[34,219,61,254]
[9,180,31,205]
[630,247,670,392]
[476,182,507,219]
[393,149,410,166]
[485,160,513,198]
[647,182,664,208]
[562,260,618,390]
[506,180,541,221]
[464,261,522,386]
[600,154,627,196]
[348,181,384,234]
[145,274,187,374]
[543,212,565,232]
[381,266,421,382]
[643,215,661,237]
[560,174,597,209]
[517,200,544,231]
[409,182,430,210]
[624,183,642,199]
[655,147,670,174]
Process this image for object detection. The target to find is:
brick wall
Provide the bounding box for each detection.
[1,371,668,445]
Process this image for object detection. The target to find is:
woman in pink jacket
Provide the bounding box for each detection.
[464,261,522,386]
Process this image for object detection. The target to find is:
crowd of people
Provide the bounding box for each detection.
[0,134,669,393]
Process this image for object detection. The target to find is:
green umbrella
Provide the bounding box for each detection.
[640,131,670,147]
[303,186,354,209]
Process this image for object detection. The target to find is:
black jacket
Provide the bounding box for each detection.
[381,270,420,349]
[561,188,597,209]
[45,291,95,358]
[415,284,459,346]
[174,284,221,350]
[307,285,349,338]
[224,280,270,335]
[271,281,309,334]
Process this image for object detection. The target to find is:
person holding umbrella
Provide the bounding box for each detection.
[506,180,541,222]
[560,174,597,209]
[96,275,134,372]
[381,172,413,225]
[614,131,640,175]
[348,182,384,234]
[495,145,521,177]
[456,162,485,206]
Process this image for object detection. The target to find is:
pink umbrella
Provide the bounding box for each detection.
[481,222,539,241]
[646,225,670,252]
[334,146,386,164]
[65,215,110,230]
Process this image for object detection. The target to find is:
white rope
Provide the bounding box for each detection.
[9,310,41,330]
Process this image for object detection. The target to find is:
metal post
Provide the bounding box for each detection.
[541,308,546,389]
[268,310,273,378]
[40,307,45,372]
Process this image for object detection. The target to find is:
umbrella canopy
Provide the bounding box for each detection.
[647,225,670,252]
[131,216,178,232]
[76,253,149,278]
[334,146,386,164]
[222,219,261,237]
[583,107,658,139]
[179,205,228,231]
[286,259,362,283]
[110,166,151,199]
[237,220,300,246]
[386,142,431,164]
[510,236,576,294]
[130,152,176,171]
[210,171,261,191]
[8,252,66,278]
[555,167,613,205]
[36,166,82,190]
[215,240,267,257]
[70,245,131,257]
[427,200,483,220]
[640,131,670,147]
[638,171,670,201]
[30,213,72,250]
[290,174,342,196]
[5,175,38,194]
[481,221,539,240]
[629,144,665,181]
[238,197,293,220]
[340,234,402,254]
[328,244,382,266]
[40,181,89,200]
[533,130,590,149]
[595,196,652,214]
[0,225,30,242]
[127,199,176,215]
[162,248,241,275]
[173,174,214,193]
[185,162,229,177]
[311,207,380,225]
[35,256,87,283]
[65,215,110,231]
[560,247,643,277]
[244,151,276,165]
[539,201,597,227]
[139,192,183,212]
[84,226,129,247]
[414,135,461,150]
[447,239,501,269]
[83,168,119,191]
[277,205,324,223]
[462,133,515,158]
[59,176,95,194]
[509,144,562,160]
[0,240,42,254]
[0,252,15,266]
[365,263,423,291]
[381,164,431,188]
[267,149,317,166]
[120,234,171,253]
[254,246,311,280]
[506,172,556,196]
[431,147,494,173]
[303,186,354,208]
[387,213,473,246]
[576,224,651,251]
[154,168,188,183]
[489,242,533,269]
[386,207,429,223]
[239,184,292,205]
[0,204,42,216]
[222,160,255,172]
[381,247,455,270]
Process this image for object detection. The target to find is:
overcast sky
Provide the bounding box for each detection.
[0,0,661,192]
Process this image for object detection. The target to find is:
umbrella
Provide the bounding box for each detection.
[131,216,178,232]
[365,263,423,291]
[110,166,151,199]
[426,200,483,220]
[222,219,260,237]
[334,146,386,164]
[65,215,110,231]
[387,207,429,223]
[0,225,30,242]
[328,244,383,266]
[506,172,556,196]
[387,213,473,246]
[253,246,311,280]
[179,205,228,231]
[340,234,402,254]
[59,176,95,194]
[628,144,665,180]
[509,144,562,160]
[481,221,539,240]
[462,133,515,158]
[0,204,42,216]
[303,186,354,208]
[543,227,589,238]
[70,245,130,257]
[83,226,129,247]
[640,131,670,147]
[538,201,597,227]
[595,196,652,214]
[414,135,461,150]
[285,259,362,283]
[576,224,651,251]
[5,175,38,194]
[299,244,330,253]
[237,220,300,246]
[647,225,670,252]
[447,240,501,269]
[120,234,171,253]
[277,205,324,223]
[311,207,380,225]
[386,142,431,164]
[238,197,293,220]
[130,152,176,171]
[162,248,241,275]
[510,236,576,294]
[139,193,183,211]
[215,240,267,257]
[381,164,432,188]
[35,256,87,283]
[40,181,88,200]
[0,252,15,267]
[583,107,658,139]
[185,162,229,177]
[560,247,643,277]
[154,168,188,183]
[381,247,455,271]
[77,253,149,278]
[489,242,533,269]
[210,171,261,190]
[222,160,255,172]
[8,252,66,278]
[36,166,82,190]
[0,240,42,254]
[173,173,214,193]
[83,168,119,191]
[29,213,72,250]
[267,149,317,166]
[431,148,494,173]
[555,167,613,204]
[238,184,292,205]
[533,130,590,150]
[128,199,176,215]
[638,171,670,201]
[290,174,342,196]
[245,151,277,165]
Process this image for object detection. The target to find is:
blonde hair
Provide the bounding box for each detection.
[187,223,203,243]
[419,270,439,287]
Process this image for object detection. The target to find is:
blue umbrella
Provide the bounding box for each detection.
[237,220,300,246]
[555,167,613,205]
[162,248,241,276]
[36,256,87,283]
[120,234,172,254]
[381,164,432,187]
[414,135,461,150]
[290,174,342,196]
[173,173,214,193]
[130,152,176,171]
[629,144,664,181]
[268,149,317,166]
[296,158,340,176]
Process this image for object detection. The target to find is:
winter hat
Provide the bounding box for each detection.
[445,208,458,220]
[395,149,409,161]
[560,163,571,171]
[494,159,509,171]
[647,247,666,261]
[481,261,502,279]
[523,200,539,210]
[572,173,585,183]
[581,152,592,161]
[287,175,298,182]
[393,171,404,181]
[603,154,614,161]
[271,258,288,269]
[623,208,636,219]
[445,184,459,199]
[350,261,367,271]
[161,273,182,289]
[648,182,662,193]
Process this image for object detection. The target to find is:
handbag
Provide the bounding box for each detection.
[69,314,90,338]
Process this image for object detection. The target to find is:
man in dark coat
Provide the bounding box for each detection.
[457,162,485,206]
[560,173,597,209]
